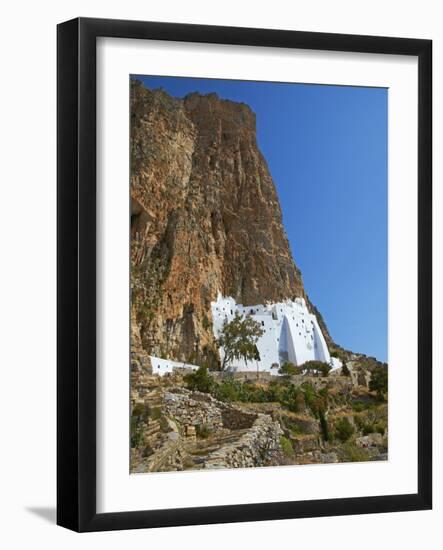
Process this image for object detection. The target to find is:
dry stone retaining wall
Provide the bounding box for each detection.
[204,415,283,469]
[163,389,225,432]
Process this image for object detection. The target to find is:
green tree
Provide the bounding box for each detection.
[369,366,388,400]
[302,360,331,377]
[216,313,264,371]
[278,361,302,376]
[303,383,331,441]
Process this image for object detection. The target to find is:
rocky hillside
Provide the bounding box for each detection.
[131,370,388,473]
[131,80,307,366]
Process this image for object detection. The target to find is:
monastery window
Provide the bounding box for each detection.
[261,321,265,326]
[302,319,304,323]
[250,309,254,314]
[230,310,233,315]
[299,332,301,336]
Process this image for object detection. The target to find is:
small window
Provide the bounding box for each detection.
[261,321,265,326]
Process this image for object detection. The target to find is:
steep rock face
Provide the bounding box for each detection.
[130,80,306,366]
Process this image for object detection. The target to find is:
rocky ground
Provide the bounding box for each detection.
[130,359,388,473]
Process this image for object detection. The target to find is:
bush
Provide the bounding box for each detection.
[361,422,376,435]
[369,365,388,400]
[213,380,241,402]
[334,418,355,442]
[130,423,144,448]
[339,443,370,462]
[302,360,331,377]
[282,384,305,413]
[301,383,331,441]
[341,363,351,377]
[375,422,386,436]
[184,366,214,393]
[352,401,370,412]
[278,361,302,376]
[280,436,294,458]
[196,424,212,439]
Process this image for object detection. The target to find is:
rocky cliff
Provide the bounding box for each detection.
[131,79,309,367]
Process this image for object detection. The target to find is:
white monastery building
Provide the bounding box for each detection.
[210,293,342,376]
[149,356,200,377]
[150,292,341,376]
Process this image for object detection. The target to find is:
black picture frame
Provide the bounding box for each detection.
[57,17,432,532]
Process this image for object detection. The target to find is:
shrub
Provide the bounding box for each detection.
[375,422,386,436]
[334,418,355,442]
[280,436,294,458]
[341,363,351,377]
[369,365,388,400]
[184,366,214,393]
[213,380,241,402]
[196,424,212,439]
[339,443,370,462]
[361,422,376,435]
[302,360,331,377]
[352,401,370,412]
[301,383,331,441]
[278,361,302,376]
[130,423,144,448]
[282,384,305,413]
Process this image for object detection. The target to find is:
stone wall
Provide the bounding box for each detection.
[204,414,283,469]
[163,388,259,432]
[221,408,257,430]
[163,389,225,432]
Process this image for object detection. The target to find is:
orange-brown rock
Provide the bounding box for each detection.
[130,80,306,366]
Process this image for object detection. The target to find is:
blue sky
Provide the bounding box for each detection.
[132,75,388,362]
